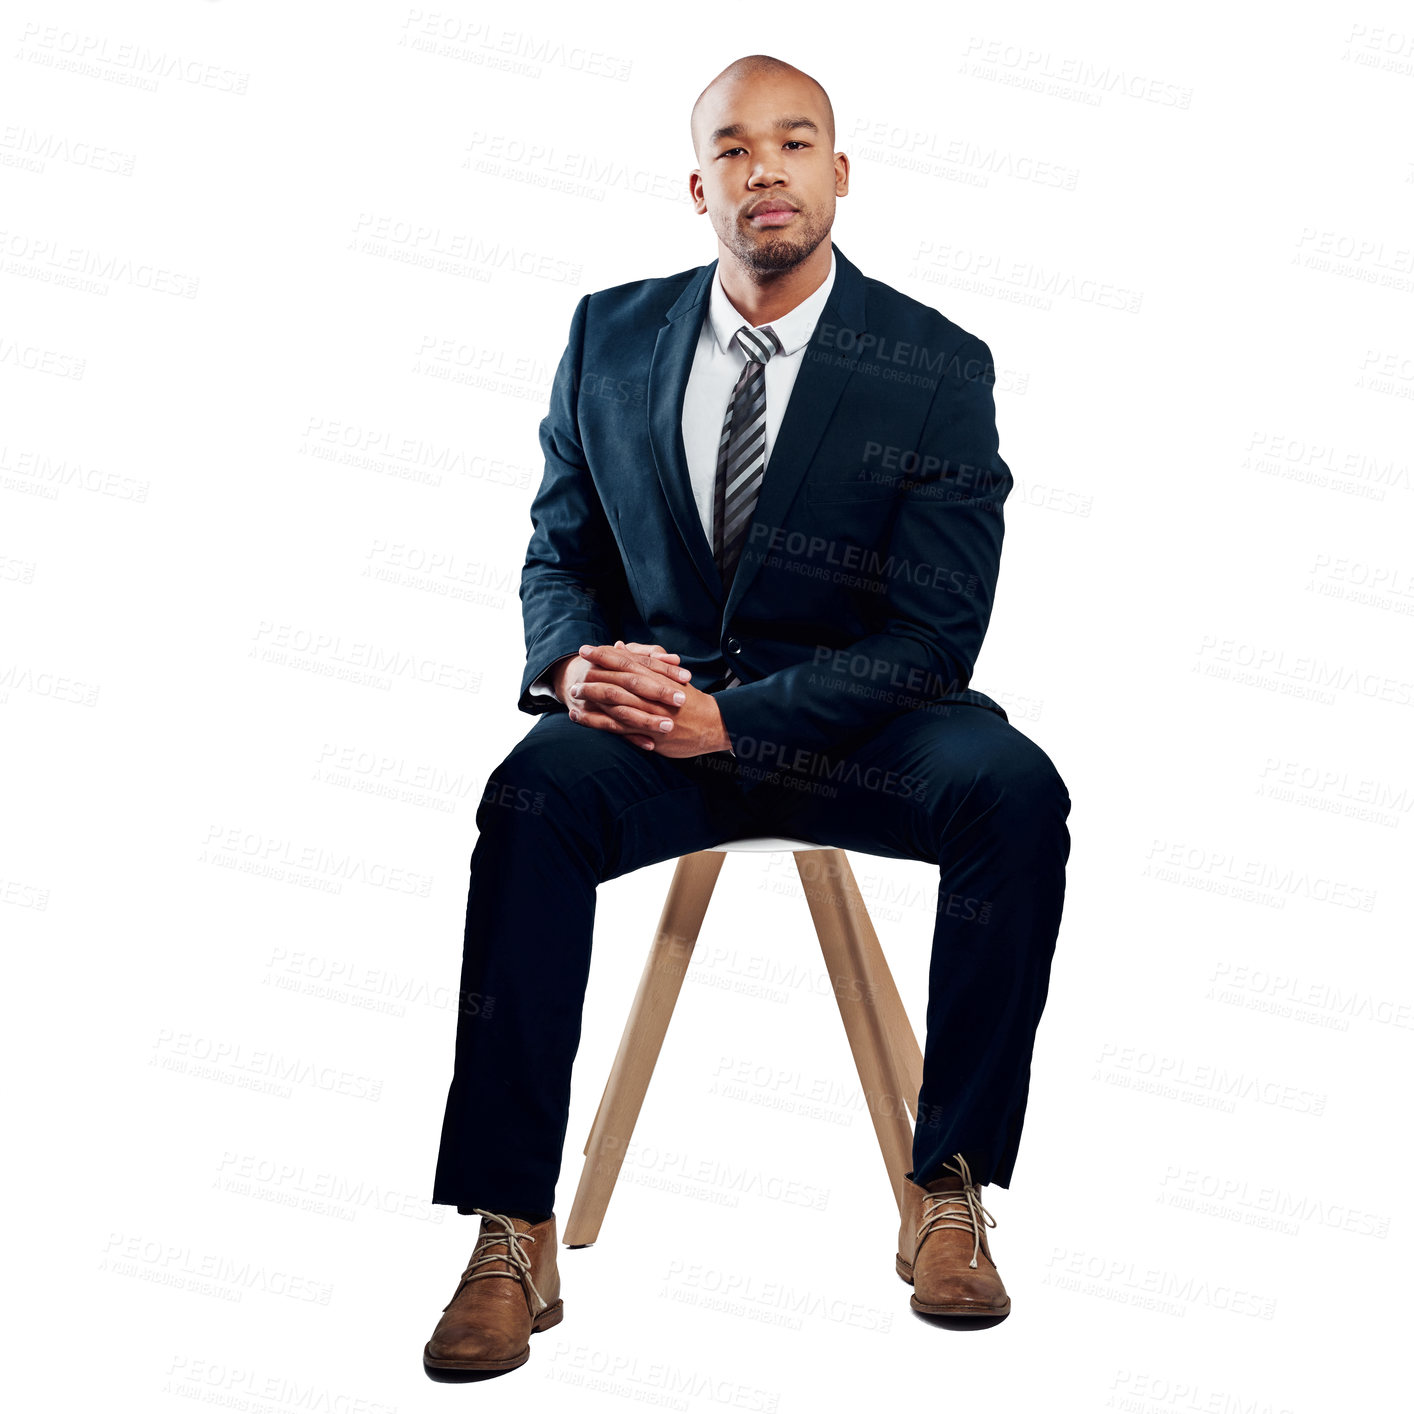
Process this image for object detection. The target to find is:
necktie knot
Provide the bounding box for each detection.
[733,325,782,365]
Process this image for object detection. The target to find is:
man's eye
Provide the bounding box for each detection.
[718,141,807,158]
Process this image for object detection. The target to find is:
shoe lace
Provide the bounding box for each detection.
[442,1209,546,1315]
[917,1154,997,1270]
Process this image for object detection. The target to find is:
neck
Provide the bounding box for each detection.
[716,240,832,326]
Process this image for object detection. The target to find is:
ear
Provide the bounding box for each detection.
[834,151,850,197]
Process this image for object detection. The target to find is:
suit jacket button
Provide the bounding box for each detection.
[726,638,741,654]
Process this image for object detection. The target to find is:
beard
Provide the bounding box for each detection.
[720,205,830,274]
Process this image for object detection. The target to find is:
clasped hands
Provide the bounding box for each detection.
[550,641,732,757]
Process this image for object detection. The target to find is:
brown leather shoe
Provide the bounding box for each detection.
[424,1209,564,1372]
[895,1155,1010,1318]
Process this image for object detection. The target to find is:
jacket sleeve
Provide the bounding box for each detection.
[516,293,626,716]
[714,334,1011,763]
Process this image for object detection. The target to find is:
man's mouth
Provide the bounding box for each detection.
[747,203,799,228]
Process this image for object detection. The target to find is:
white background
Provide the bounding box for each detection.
[4,1,1410,1409]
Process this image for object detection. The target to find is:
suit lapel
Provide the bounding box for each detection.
[645,241,868,615]
[647,264,723,601]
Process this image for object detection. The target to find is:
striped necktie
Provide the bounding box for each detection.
[714,324,782,688]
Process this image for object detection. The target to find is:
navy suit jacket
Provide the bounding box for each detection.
[517,242,1011,792]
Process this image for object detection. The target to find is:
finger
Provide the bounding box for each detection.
[583,711,660,750]
[637,653,691,683]
[576,670,686,709]
[573,699,675,736]
[582,643,691,682]
[572,686,676,733]
[607,642,681,669]
[619,641,681,662]
[582,662,690,698]
[569,703,670,741]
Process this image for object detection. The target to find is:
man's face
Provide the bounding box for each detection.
[690,73,845,274]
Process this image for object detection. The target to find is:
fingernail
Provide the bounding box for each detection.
[677,668,690,680]
[658,719,672,731]
[569,684,581,697]
[672,692,685,705]
[579,644,592,654]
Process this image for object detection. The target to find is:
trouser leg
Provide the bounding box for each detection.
[743,703,1072,1191]
[431,712,760,1215]
[907,720,1070,1190]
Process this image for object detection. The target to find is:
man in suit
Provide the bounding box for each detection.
[425,54,1071,1373]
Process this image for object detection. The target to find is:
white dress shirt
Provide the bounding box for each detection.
[530,248,838,724]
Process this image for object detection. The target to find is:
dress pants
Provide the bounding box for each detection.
[431,700,1071,1216]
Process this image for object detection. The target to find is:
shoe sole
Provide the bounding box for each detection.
[423,1299,564,1372]
[895,1254,1011,1318]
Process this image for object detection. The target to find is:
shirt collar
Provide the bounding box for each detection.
[707,245,836,358]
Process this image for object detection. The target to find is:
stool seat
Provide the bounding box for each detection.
[706,835,829,853]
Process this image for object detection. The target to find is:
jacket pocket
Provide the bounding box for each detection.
[805,476,899,504]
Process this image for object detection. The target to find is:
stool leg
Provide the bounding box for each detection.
[793,849,920,1214]
[564,849,727,1247]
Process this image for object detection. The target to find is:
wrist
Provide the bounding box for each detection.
[549,654,578,704]
[712,699,732,754]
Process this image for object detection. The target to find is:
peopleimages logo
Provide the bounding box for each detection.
[810,645,970,693]
[813,321,996,381]
[747,523,982,593]
[726,731,927,801]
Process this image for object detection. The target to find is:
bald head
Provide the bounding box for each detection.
[690,54,835,160]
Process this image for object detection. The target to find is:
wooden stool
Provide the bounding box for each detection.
[563,838,924,1247]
